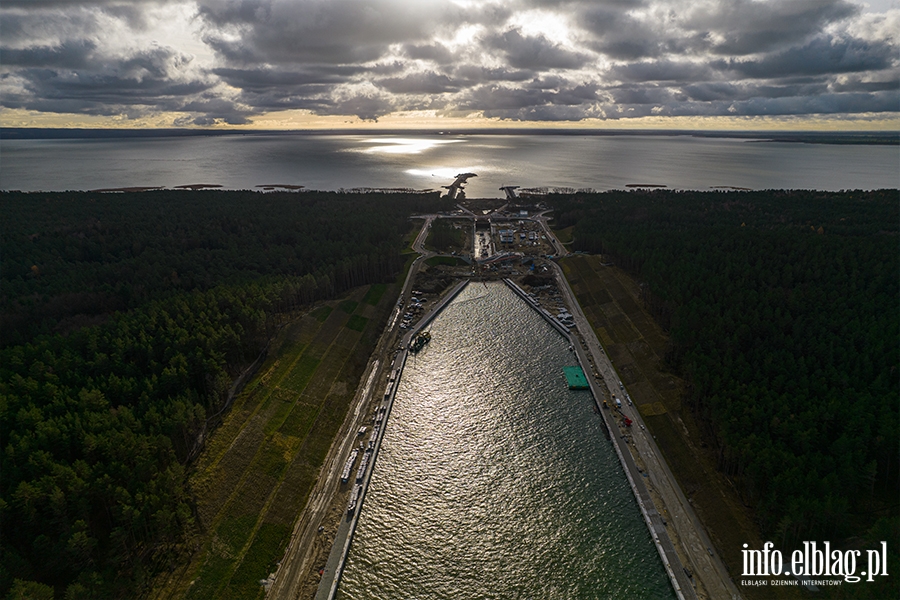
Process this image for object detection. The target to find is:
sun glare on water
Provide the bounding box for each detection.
[359,137,464,154]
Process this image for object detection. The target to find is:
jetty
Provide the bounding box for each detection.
[563,366,590,390]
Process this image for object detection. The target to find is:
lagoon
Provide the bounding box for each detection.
[1,132,897,196]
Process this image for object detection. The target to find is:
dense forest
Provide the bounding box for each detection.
[0,190,448,598]
[1,190,447,346]
[426,218,467,253]
[551,189,898,591]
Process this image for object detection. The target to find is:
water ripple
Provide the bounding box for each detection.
[338,282,674,599]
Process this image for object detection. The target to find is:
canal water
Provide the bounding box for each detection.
[337,282,674,599]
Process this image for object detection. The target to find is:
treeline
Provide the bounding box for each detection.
[427,219,467,252]
[1,190,445,346]
[0,190,447,598]
[551,190,898,550]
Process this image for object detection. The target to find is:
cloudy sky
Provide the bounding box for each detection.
[1,0,898,129]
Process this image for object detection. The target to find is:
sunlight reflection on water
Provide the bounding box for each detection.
[357,137,465,154]
[337,282,674,599]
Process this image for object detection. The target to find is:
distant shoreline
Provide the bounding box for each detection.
[2,127,897,145]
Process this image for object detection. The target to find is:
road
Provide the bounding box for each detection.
[533,210,567,257]
[537,218,741,600]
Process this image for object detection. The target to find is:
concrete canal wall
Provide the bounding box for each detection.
[502,278,572,338]
[317,280,469,600]
[503,277,693,600]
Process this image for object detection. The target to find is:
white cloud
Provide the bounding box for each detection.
[0,0,897,125]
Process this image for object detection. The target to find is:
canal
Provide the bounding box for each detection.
[337,281,674,599]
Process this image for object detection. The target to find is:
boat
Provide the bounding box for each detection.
[410,331,432,353]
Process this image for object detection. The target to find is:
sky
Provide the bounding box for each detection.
[0,0,898,130]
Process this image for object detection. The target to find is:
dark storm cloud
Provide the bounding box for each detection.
[402,43,455,66]
[1,39,96,69]
[718,91,898,116]
[324,93,396,121]
[719,36,895,78]
[681,0,860,56]
[197,0,458,65]
[1,38,222,120]
[452,79,605,118]
[213,66,369,89]
[455,84,560,112]
[1,0,897,124]
[609,60,714,84]
[177,95,253,124]
[831,75,900,93]
[3,67,213,117]
[376,71,460,95]
[680,81,831,103]
[608,84,678,105]
[452,65,534,85]
[577,5,664,60]
[484,28,590,70]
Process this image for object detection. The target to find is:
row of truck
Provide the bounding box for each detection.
[342,403,389,517]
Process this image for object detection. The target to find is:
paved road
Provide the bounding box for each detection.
[533,211,567,257]
[537,219,741,600]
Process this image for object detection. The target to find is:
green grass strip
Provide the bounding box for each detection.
[282,355,321,391]
[184,554,234,600]
[338,299,358,314]
[225,522,291,598]
[345,314,369,331]
[310,305,332,322]
[362,283,387,305]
